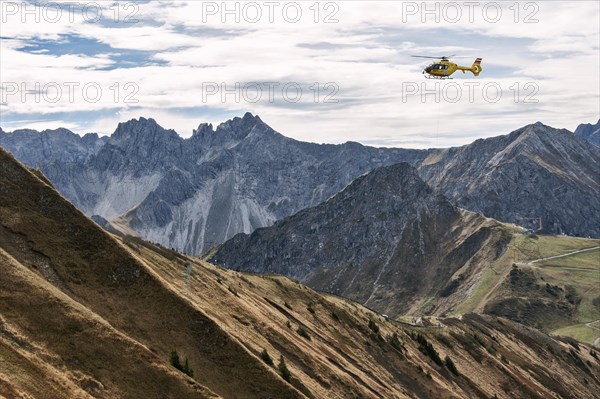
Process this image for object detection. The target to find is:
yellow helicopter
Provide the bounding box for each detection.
[412,55,482,79]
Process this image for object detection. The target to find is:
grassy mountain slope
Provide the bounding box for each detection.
[450,233,600,345]
[0,148,301,399]
[1,147,600,398]
[0,247,218,399]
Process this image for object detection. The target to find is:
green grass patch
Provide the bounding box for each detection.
[454,261,508,315]
[551,323,599,345]
[457,235,598,315]
[537,248,599,270]
[535,266,600,323]
[528,236,599,259]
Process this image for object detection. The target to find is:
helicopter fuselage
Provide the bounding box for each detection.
[423,58,482,79]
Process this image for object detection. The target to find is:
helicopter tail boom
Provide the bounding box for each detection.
[471,58,483,76]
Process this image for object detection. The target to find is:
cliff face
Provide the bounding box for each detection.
[211,163,511,317]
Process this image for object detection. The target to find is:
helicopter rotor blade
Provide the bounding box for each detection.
[412,54,459,60]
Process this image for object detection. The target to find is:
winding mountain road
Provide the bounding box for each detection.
[587,320,600,331]
[587,321,600,347]
[527,246,599,265]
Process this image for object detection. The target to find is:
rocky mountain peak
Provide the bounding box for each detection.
[490,121,583,162]
[508,121,556,142]
[215,112,272,139]
[210,161,489,316]
[111,117,179,142]
[420,122,600,236]
[339,162,433,202]
[188,113,275,149]
[191,122,214,138]
[511,120,561,135]
[81,132,102,143]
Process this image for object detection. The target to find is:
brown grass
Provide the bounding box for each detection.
[1,147,599,399]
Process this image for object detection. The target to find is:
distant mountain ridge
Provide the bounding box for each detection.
[575,119,600,147]
[1,115,598,254]
[419,122,600,237]
[0,127,106,165]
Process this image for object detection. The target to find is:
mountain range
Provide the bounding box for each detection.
[0,114,424,254]
[1,142,599,399]
[1,115,598,257]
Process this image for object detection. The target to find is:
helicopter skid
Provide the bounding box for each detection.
[423,74,452,80]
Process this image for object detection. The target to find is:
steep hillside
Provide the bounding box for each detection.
[211,163,512,317]
[0,147,302,399]
[2,140,599,399]
[0,248,220,399]
[419,122,600,237]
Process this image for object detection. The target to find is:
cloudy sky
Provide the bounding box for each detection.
[1,0,598,147]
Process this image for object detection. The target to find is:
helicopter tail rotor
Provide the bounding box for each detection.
[471,58,483,76]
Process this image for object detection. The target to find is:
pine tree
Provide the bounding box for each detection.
[368,319,380,334]
[183,358,194,377]
[278,355,291,382]
[170,350,182,370]
[261,349,274,366]
[170,350,193,377]
[444,355,459,375]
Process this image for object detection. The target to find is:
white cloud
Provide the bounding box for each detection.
[1,0,598,147]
